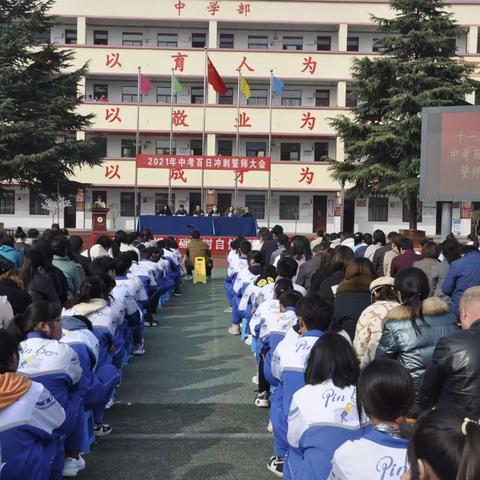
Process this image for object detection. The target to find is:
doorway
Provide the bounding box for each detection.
[189,192,202,215]
[312,195,327,233]
[64,195,77,229]
[343,199,355,234]
[217,193,232,216]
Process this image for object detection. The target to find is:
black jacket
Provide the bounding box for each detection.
[317,270,345,302]
[260,239,278,265]
[419,320,480,418]
[372,244,392,277]
[0,279,32,314]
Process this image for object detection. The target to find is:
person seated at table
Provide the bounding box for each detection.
[192,205,204,217]
[175,204,188,216]
[225,206,236,217]
[242,206,253,217]
[158,205,172,216]
[207,205,220,216]
[185,229,211,279]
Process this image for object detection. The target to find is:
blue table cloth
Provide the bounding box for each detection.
[138,216,257,237]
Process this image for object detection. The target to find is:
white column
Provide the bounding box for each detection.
[467,26,478,54]
[206,133,216,156]
[336,136,345,163]
[338,23,348,52]
[208,20,218,48]
[77,16,86,45]
[337,80,347,107]
[78,76,86,99]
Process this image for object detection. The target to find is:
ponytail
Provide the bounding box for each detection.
[65,276,110,309]
[409,291,426,336]
[457,419,480,480]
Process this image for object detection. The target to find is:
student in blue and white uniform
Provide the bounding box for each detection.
[266,295,332,477]
[61,315,121,438]
[10,301,85,478]
[328,359,415,480]
[0,328,66,480]
[286,333,370,480]
[224,239,249,314]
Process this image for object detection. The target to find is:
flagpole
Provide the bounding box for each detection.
[134,66,141,231]
[267,70,274,228]
[235,68,241,209]
[168,68,174,210]
[201,47,208,213]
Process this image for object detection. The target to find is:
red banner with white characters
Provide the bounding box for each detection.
[136,154,271,172]
[155,235,255,254]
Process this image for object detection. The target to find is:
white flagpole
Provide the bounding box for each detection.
[201,47,208,213]
[267,70,274,228]
[134,66,141,231]
[235,69,241,209]
[168,68,174,209]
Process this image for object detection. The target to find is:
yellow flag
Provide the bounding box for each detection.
[240,75,251,99]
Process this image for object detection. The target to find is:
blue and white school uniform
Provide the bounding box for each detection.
[61,318,120,424]
[227,249,239,278]
[249,298,281,337]
[117,275,148,308]
[286,380,370,480]
[256,280,307,307]
[328,430,408,480]
[259,308,298,353]
[267,330,324,458]
[0,381,65,480]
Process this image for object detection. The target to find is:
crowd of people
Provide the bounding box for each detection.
[157,203,254,217]
[224,226,480,479]
[0,225,184,479]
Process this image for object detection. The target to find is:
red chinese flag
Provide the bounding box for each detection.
[139,73,153,95]
[207,58,228,95]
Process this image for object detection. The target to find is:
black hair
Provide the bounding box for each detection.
[441,239,461,265]
[15,227,26,240]
[271,225,284,236]
[230,239,240,251]
[296,295,332,331]
[273,278,293,298]
[363,233,373,245]
[276,234,290,247]
[50,236,68,257]
[156,239,166,249]
[30,238,54,265]
[96,235,113,250]
[27,228,40,239]
[289,236,312,260]
[111,230,128,258]
[66,276,110,309]
[8,300,61,342]
[166,237,178,249]
[399,237,414,251]
[115,253,132,276]
[408,407,480,480]
[249,250,263,265]
[279,290,302,309]
[331,245,355,273]
[357,359,415,423]
[354,232,364,246]
[276,257,298,280]
[239,240,252,256]
[90,256,116,291]
[68,236,83,254]
[394,267,430,335]
[0,329,20,373]
[0,234,14,248]
[191,229,200,239]
[305,332,359,388]
[19,249,49,287]
[372,229,386,246]
[422,241,440,259]
[123,249,139,263]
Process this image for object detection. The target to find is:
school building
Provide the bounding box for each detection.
[3,0,480,235]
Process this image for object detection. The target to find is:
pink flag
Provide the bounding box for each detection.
[139,73,153,95]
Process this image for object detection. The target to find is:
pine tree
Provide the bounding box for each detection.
[0,0,103,196]
[330,0,478,230]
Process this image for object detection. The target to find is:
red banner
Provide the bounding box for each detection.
[155,235,255,254]
[136,154,271,172]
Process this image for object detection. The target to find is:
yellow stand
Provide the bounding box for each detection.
[193,257,207,284]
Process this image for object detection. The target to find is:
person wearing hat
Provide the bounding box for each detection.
[353,276,399,368]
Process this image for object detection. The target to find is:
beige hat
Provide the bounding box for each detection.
[369,276,395,293]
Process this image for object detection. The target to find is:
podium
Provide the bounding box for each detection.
[92,208,109,232]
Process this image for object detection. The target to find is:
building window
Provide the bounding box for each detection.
[156,140,176,155]
[218,140,233,156]
[280,143,301,161]
[315,89,330,107]
[157,33,178,47]
[97,136,107,157]
[219,33,234,48]
[281,90,302,106]
[122,86,138,103]
[93,84,108,101]
[245,194,265,219]
[191,86,204,104]
[0,191,14,215]
[155,193,175,213]
[368,197,389,222]
[317,36,331,51]
[120,192,139,217]
[248,35,268,50]
[93,30,108,45]
[314,142,329,162]
[372,38,386,53]
[283,36,303,51]
[219,88,233,105]
[192,33,206,48]
[247,88,267,106]
[246,142,266,157]
[157,84,172,104]
[65,29,77,44]
[190,139,203,155]
[402,199,423,223]
[34,29,51,43]
[122,32,143,46]
[347,36,359,52]
[346,89,357,108]
[29,191,48,215]
[279,196,299,220]
[121,139,137,157]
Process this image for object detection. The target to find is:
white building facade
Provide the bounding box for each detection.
[2,0,480,235]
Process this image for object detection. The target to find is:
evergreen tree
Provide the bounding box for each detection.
[330,0,478,229]
[0,0,103,196]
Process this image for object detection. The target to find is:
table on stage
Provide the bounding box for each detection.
[137,216,258,237]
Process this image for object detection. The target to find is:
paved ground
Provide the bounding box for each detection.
[79,271,273,480]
